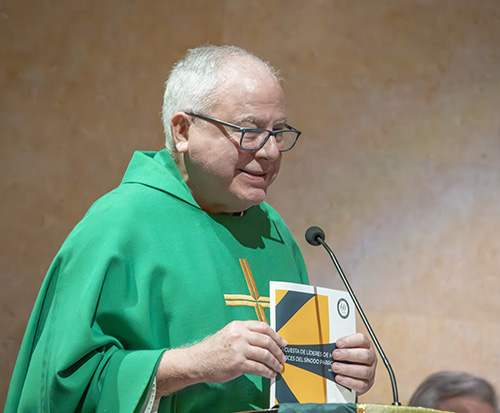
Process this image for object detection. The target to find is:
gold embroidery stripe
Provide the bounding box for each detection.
[258,305,268,324]
[239,259,262,321]
[225,300,270,308]
[240,259,268,323]
[356,404,366,413]
[224,294,270,303]
[242,259,260,299]
[226,301,259,307]
[224,294,254,300]
[240,259,257,301]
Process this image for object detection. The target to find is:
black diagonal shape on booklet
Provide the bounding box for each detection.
[275,290,315,331]
[282,343,353,392]
[275,372,298,403]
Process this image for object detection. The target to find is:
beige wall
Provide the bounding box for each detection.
[1,0,499,407]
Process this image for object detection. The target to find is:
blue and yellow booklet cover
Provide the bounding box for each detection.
[270,281,356,407]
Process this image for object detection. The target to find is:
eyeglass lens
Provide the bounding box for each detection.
[241,130,298,151]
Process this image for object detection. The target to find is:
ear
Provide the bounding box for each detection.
[170,112,190,153]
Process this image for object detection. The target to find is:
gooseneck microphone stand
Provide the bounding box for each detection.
[305,226,401,406]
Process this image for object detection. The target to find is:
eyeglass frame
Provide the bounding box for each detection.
[185,112,301,152]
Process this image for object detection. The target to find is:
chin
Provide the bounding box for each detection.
[226,181,270,211]
[242,193,267,209]
[227,192,265,213]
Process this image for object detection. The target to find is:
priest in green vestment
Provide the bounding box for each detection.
[6,45,377,412]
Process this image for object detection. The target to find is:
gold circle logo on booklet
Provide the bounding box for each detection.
[337,298,350,319]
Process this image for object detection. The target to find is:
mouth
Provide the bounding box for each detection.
[239,169,269,182]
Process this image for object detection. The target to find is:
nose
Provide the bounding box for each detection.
[254,135,280,161]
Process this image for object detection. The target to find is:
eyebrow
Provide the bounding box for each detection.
[236,116,288,128]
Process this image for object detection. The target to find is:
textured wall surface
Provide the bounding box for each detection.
[1,0,499,407]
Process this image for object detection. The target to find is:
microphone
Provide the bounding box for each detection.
[305,226,401,406]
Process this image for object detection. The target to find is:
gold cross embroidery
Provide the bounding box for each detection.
[224,258,270,323]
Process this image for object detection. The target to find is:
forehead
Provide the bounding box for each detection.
[210,57,286,122]
[439,396,496,413]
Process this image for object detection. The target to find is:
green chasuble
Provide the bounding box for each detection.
[6,150,309,413]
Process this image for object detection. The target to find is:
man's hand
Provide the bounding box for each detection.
[331,333,377,395]
[156,320,287,396]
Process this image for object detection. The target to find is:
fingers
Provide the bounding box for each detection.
[156,320,289,394]
[333,333,376,367]
[332,369,374,395]
[336,332,372,350]
[238,321,287,375]
[247,332,286,364]
[245,320,287,348]
[200,320,287,381]
[240,356,282,379]
[331,333,378,395]
[331,357,376,394]
[246,334,286,375]
[333,346,376,366]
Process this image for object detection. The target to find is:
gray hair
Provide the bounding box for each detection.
[161,45,280,155]
[408,371,498,411]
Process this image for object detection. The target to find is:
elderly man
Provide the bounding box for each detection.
[7,45,376,412]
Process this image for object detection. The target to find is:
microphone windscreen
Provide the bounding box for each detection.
[305,226,325,246]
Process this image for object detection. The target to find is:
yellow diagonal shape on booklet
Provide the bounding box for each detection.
[275,290,330,403]
[277,292,330,346]
[280,362,327,403]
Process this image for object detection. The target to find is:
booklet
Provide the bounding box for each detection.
[269,281,356,407]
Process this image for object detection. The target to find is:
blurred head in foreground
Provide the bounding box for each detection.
[409,371,498,413]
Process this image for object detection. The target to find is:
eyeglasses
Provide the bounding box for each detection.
[186,112,301,152]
